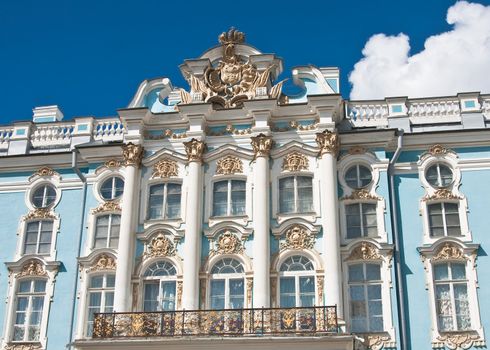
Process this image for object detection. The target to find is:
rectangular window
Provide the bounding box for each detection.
[13,279,46,342]
[86,274,115,336]
[279,176,313,214]
[24,220,53,255]
[213,180,246,217]
[346,203,377,238]
[148,183,182,220]
[94,215,120,249]
[428,202,461,237]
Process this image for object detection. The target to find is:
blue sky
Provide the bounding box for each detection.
[1,0,489,124]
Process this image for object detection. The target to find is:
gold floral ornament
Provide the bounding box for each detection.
[341,189,381,201]
[104,159,121,168]
[346,242,382,261]
[316,130,340,157]
[423,189,462,201]
[432,243,465,261]
[17,260,47,277]
[280,225,315,250]
[89,254,116,272]
[184,138,206,162]
[180,28,285,109]
[145,233,176,258]
[25,208,56,220]
[428,144,450,156]
[211,231,244,256]
[91,201,121,214]
[250,134,273,159]
[216,156,243,175]
[282,152,309,172]
[122,143,144,167]
[152,159,178,178]
[246,278,253,306]
[35,166,57,177]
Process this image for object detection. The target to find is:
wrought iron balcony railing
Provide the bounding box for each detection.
[93,306,338,338]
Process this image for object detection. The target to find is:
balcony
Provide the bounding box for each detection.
[92,306,338,338]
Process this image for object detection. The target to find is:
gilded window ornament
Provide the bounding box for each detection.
[89,254,116,272]
[315,130,340,157]
[35,166,57,177]
[282,152,309,172]
[423,189,462,201]
[316,275,324,304]
[145,233,176,258]
[17,260,47,278]
[436,332,484,350]
[250,134,273,159]
[184,138,205,162]
[280,225,315,250]
[432,243,466,261]
[4,343,43,350]
[428,144,450,156]
[122,143,144,167]
[361,334,395,350]
[246,277,253,307]
[152,159,179,179]
[345,242,382,261]
[216,156,243,175]
[91,201,121,214]
[104,159,121,168]
[211,231,243,256]
[24,208,56,221]
[341,189,381,201]
[177,281,183,309]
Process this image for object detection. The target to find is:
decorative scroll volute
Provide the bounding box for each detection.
[316,130,339,157]
[184,138,206,162]
[91,201,121,214]
[25,208,56,221]
[211,231,243,256]
[152,159,179,178]
[122,143,144,167]
[89,254,116,272]
[17,261,47,278]
[346,242,382,261]
[423,189,462,201]
[35,166,57,177]
[250,134,273,159]
[432,243,465,261]
[282,152,309,172]
[342,189,381,201]
[436,332,484,350]
[177,281,183,308]
[145,233,176,258]
[216,156,243,175]
[281,225,315,250]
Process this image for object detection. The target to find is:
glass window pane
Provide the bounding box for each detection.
[210,280,225,310]
[148,184,164,219]
[348,264,364,282]
[279,277,296,308]
[161,281,176,311]
[144,282,159,312]
[297,177,313,212]
[299,276,315,307]
[451,263,466,280]
[231,181,246,215]
[279,177,295,213]
[434,264,449,281]
[106,274,115,288]
[229,279,244,309]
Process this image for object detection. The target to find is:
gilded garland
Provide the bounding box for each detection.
[35,166,57,177]
[91,201,121,214]
[17,260,47,278]
[25,208,56,220]
[432,243,465,261]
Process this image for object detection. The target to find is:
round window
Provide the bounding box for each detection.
[100,177,124,200]
[345,165,372,189]
[32,184,57,208]
[425,164,453,188]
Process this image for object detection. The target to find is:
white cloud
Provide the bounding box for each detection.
[349,1,490,100]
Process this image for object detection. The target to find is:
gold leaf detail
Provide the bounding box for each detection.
[211,231,243,256]
[433,243,466,261]
[280,225,315,250]
[152,159,178,179]
[17,260,47,278]
[316,130,340,156]
[342,189,381,201]
[282,152,309,172]
[429,144,450,156]
[91,201,121,214]
[177,281,183,309]
[346,242,382,261]
[317,275,324,304]
[89,254,116,272]
[250,134,273,159]
[348,146,366,155]
[104,159,121,168]
[145,233,175,258]
[361,334,393,350]
[184,138,205,162]
[25,208,56,220]
[216,156,243,175]
[35,166,57,177]
[246,277,253,307]
[122,143,144,167]
[423,189,462,201]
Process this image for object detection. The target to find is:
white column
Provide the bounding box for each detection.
[316,130,343,317]
[114,143,143,312]
[182,139,205,310]
[251,134,272,308]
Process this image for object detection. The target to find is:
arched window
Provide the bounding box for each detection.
[143,261,177,312]
[212,180,246,217]
[12,278,46,342]
[209,258,244,309]
[24,220,54,255]
[86,273,115,336]
[279,176,313,214]
[279,255,315,307]
[94,214,121,249]
[148,183,182,220]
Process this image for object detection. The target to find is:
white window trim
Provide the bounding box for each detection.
[84,272,115,336]
[85,210,122,255]
[340,198,387,244]
[15,215,60,262]
[277,262,316,308]
[145,180,184,221]
[91,169,126,204]
[25,178,61,212]
[207,258,246,310]
[3,258,59,349]
[210,178,247,217]
[418,239,484,348]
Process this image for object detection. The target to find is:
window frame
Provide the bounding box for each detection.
[147,182,183,221]
[277,255,316,308]
[16,216,60,261]
[31,184,57,209]
[98,176,124,201]
[277,175,314,215]
[85,272,115,336]
[344,164,373,190]
[142,260,178,312]
[93,213,121,249]
[22,219,55,256]
[208,258,246,310]
[345,202,379,239]
[211,179,247,218]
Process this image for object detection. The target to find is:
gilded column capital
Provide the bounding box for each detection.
[184,138,206,162]
[315,130,339,157]
[250,133,273,159]
[122,143,144,167]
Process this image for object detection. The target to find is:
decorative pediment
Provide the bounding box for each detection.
[423,189,462,201]
[92,201,121,214]
[24,208,56,221]
[280,225,315,250]
[89,254,116,272]
[145,233,176,258]
[345,242,382,261]
[432,243,466,261]
[216,156,243,175]
[210,231,244,256]
[17,260,47,278]
[179,28,285,109]
[282,152,309,172]
[152,158,179,179]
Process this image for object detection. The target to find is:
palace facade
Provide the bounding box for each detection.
[0,29,489,350]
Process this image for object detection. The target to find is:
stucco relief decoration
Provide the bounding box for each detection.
[316,275,324,304]
[316,130,340,157]
[423,189,462,201]
[346,242,382,261]
[89,254,116,272]
[25,208,56,221]
[246,277,253,306]
[177,281,183,308]
[270,277,277,307]
[362,334,394,350]
[35,166,57,177]
[421,144,457,161]
[91,201,121,214]
[216,156,243,175]
[184,138,206,162]
[17,260,47,278]
[4,343,43,350]
[282,152,309,172]
[432,243,466,261]
[145,233,176,258]
[122,143,144,167]
[211,231,244,256]
[250,134,273,160]
[104,159,121,168]
[280,225,315,250]
[436,332,485,350]
[342,189,381,201]
[180,28,285,108]
[348,146,367,155]
[152,159,179,179]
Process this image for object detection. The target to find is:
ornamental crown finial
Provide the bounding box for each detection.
[218,27,245,46]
